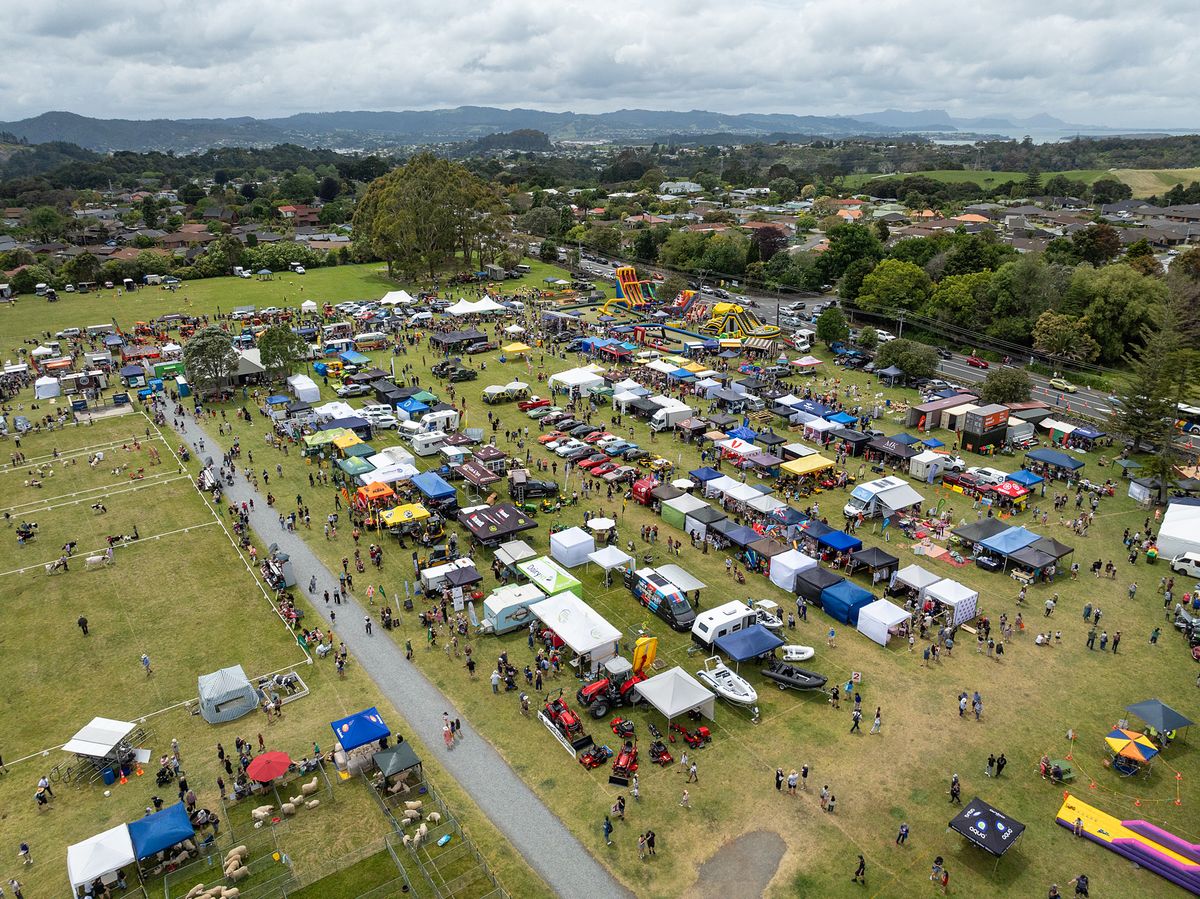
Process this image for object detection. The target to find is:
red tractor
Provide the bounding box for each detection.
[576,657,647,719]
[609,740,639,786]
[541,694,594,753]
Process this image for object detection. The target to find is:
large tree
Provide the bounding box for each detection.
[855,259,932,312]
[978,367,1033,404]
[875,338,938,380]
[257,324,310,378]
[814,307,850,347]
[922,271,992,331]
[1067,265,1166,363]
[183,325,238,394]
[1032,311,1100,363]
[815,223,883,285]
[1071,223,1121,267]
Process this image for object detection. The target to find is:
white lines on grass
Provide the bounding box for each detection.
[0,471,190,516]
[0,433,169,474]
[0,520,218,578]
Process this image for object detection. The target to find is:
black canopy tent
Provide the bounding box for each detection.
[374,741,422,779]
[1030,535,1074,561]
[649,484,685,503]
[949,798,1026,862]
[1007,546,1056,572]
[455,503,537,546]
[831,428,872,456]
[867,436,919,460]
[795,566,844,605]
[1124,699,1194,740]
[952,518,1010,544]
[847,546,900,581]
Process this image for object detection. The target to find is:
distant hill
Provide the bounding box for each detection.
[0,107,915,153]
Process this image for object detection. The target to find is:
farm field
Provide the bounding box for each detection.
[3,265,1197,898]
[844,167,1200,198]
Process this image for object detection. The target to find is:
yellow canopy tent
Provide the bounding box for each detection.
[683,361,707,373]
[781,455,835,477]
[304,429,345,448]
[333,432,363,451]
[380,503,431,527]
[503,342,532,354]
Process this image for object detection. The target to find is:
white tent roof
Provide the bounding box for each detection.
[646,359,677,374]
[530,592,620,656]
[62,716,136,757]
[473,297,506,313]
[856,599,911,647]
[926,579,978,606]
[380,290,416,305]
[769,548,818,591]
[1039,417,1075,434]
[504,324,526,334]
[197,664,252,699]
[634,666,716,721]
[31,345,55,357]
[614,378,642,390]
[495,539,538,567]
[300,299,319,311]
[746,494,786,514]
[704,474,740,497]
[662,493,708,516]
[716,438,757,457]
[447,299,480,316]
[726,483,762,504]
[911,449,943,464]
[588,545,633,571]
[879,482,925,513]
[550,526,593,550]
[894,564,942,595]
[804,418,837,433]
[655,564,706,592]
[548,367,604,389]
[782,442,817,458]
[68,824,135,890]
[314,400,357,420]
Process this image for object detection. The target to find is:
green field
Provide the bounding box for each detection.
[845,167,1200,198]
[3,263,1197,898]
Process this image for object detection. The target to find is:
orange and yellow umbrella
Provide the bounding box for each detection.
[1105,728,1159,762]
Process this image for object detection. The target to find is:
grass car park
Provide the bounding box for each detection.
[1,259,1196,898]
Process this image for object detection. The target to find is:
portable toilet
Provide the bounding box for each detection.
[175,375,191,397]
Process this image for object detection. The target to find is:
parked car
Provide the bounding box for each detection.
[449,368,477,382]
[603,465,638,484]
[589,462,618,478]
[528,405,562,420]
[577,453,611,470]
[623,448,650,462]
[364,412,398,429]
[555,439,589,457]
[466,341,498,354]
[1048,377,1078,393]
[336,383,371,397]
[518,479,559,499]
[569,423,601,439]
[518,397,552,411]
[564,445,594,463]
[583,431,614,444]
[539,431,569,445]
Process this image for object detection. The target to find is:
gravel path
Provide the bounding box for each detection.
[689,830,787,899]
[172,414,631,899]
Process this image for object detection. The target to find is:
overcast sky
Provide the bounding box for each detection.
[1,0,1194,127]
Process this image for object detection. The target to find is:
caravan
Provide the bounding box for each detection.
[480,583,545,635]
[843,476,925,520]
[691,600,757,648]
[411,431,448,457]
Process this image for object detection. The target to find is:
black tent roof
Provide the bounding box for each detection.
[832,428,871,444]
[868,436,919,458]
[1124,699,1195,733]
[756,432,787,448]
[687,506,727,524]
[850,547,900,570]
[373,742,422,778]
[1007,546,1056,570]
[649,484,685,502]
[1030,535,1074,560]
[952,518,1010,543]
[948,798,1025,856]
[795,566,844,602]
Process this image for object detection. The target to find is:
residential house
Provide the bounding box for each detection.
[659,181,703,195]
[277,204,320,226]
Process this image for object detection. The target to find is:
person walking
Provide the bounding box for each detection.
[896,822,909,845]
[77,615,89,636]
[850,709,862,733]
[141,653,153,677]
[679,788,690,808]
[602,815,613,846]
[363,615,373,635]
[986,753,996,777]
[646,830,656,855]
[1150,627,1161,645]
[687,761,698,783]
[852,854,866,885]
[800,763,810,791]
[870,707,882,734]
[995,753,1007,777]
[1068,873,1090,897]
[1112,630,1121,653]
[18,842,30,866]
[637,832,646,860]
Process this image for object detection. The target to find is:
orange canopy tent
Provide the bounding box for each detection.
[357,482,395,505]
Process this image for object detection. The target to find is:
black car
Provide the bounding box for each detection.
[449,368,477,382]
[937,348,953,360]
[564,445,594,463]
[517,479,559,499]
[624,448,650,462]
[570,423,601,438]
[542,412,569,426]
[466,341,497,354]
[555,418,582,432]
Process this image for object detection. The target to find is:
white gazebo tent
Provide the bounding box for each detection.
[703,475,740,499]
[803,418,838,441]
[892,563,942,599]
[34,375,61,399]
[655,564,705,594]
[769,548,818,592]
[380,290,416,306]
[925,579,979,626]
[633,666,716,723]
[62,717,137,760]
[529,592,621,675]
[300,299,319,312]
[447,299,481,316]
[68,824,135,893]
[197,664,259,724]
[547,367,604,395]
[503,324,526,334]
[856,599,911,646]
[746,494,786,515]
[495,539,537,569]
[587,545,633,573]
[549,526,595,568]
[725,483,762,506]
[287,374,320,403]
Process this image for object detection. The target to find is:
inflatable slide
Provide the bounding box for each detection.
[1056,793,1200,894]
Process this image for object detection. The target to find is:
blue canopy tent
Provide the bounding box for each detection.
[827,411,858,425]
[820,580,875,625]
[891,433,921,445]
[331,707,390,751]
[1073,426,1105,442]
[725,525,761,548]
[690,466,723,483]
[715,624,785,665]
[1007,469,1043,487]
[104,334,125,347]
[412,471,456,508]
[669,368,694,380]
[801,519,834,540]
[1025,448,1084,472]
[339,350,372,366]
[921,437,945,448]
[266,394,289,405]
[979,526,1041,569]
[793,399,832,417]
[718,349,740,359]
[397,397,429,416]
[728,426,758,441]
[128,802,196,860]
[817,530,863,553]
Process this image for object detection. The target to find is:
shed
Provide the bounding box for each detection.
[196,664,259,723]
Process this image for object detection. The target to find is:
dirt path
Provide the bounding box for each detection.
[688,830,787,898]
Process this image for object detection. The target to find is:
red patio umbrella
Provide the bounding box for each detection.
[246,751,292,783]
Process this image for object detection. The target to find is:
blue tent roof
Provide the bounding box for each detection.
[980,526,1040,556]
[922,437,945,448]
[802,519,834,539]
[1074,426,1104,440]
[891,433,921,445]
[793,399,832,417]
[715,624,785,661]
[397,398,429,414]
[320,416,369,431]
[1007,469,1043,487]
[820,580,875,625]
[827,411,857,425]
[1026,448,1084,471]
[331,706,390,751]
[728,426,758,441]
[772,506,808,526]
[412,471,455,500]
[104,334,125,346]
[726,525,762,548]
[267,394,288,404]
[339,350,372,365]
[669,368,694,379]
[119,364,144,377]
[128,802,195,860]
[690,466,722,482]
[817,530,863,552]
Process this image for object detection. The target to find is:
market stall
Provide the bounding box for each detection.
[550,526,596,568]
[768,548,818,592]
[819,580,875,625]
[925,578,979,625]
[633,666,717,724]
[890,563,942,600]
[661,493,710,531]
[856,598,911,646]
[530,591,621,676]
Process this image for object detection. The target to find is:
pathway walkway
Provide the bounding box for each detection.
[168,413,630,899]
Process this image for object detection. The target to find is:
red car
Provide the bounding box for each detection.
[577,454,611,470]
[583,431,614,445]
[538,430,568,445]
[519,396,552,411]
[590,462,618,478]
[965,355,989,369]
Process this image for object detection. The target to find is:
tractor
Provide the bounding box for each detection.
[576,657,647,719]
[609,740,638,786]
[541,694,594,752]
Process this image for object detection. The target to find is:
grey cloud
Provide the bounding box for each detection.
[0,0,1195,127]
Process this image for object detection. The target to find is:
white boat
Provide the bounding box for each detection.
[781,645,815,662]
[696,656,758,705]
[753,599,784,631]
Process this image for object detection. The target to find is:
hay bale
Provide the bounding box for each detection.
[281,802,297,815]
[305,799,320,810]
[300,776,319,796]
[403,800,423,811]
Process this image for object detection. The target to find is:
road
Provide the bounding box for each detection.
[934,355,1117,421]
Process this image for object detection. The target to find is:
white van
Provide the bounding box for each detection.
[411,431,448,457]
[1170,552,1200,579]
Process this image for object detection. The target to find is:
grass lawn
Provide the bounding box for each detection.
[5,266,1197,898]
[0,407,548,898]
[843,167,1200,198]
